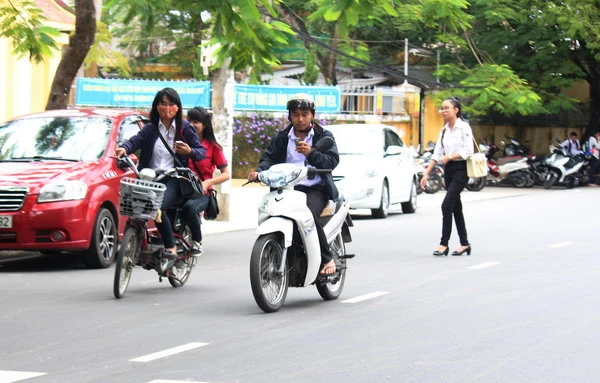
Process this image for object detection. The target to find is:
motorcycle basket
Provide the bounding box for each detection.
[119,177,166,219]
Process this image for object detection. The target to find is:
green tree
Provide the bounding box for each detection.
[0,0,97,110]
[396,0,599,130]
[276,0,398,85]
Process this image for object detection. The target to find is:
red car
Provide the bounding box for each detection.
[0,108,148,268]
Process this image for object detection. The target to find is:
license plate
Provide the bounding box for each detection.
[0,215,12,228]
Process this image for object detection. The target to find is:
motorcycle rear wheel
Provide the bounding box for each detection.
[250,233,288,313]
[168,226,195,287]
[113,226,139,299]
[466,177,486,192]
[317,233,347,300]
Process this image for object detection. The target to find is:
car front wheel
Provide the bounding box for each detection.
[401,179,417,214]
[84,207,117,269]
[371,181,389,219]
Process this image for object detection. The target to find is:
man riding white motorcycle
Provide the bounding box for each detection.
[247,93,339,275]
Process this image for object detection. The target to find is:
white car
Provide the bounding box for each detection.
[326,123,418,218]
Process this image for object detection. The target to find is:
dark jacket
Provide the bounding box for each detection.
[122,120,205,170]
[256,122,340,200]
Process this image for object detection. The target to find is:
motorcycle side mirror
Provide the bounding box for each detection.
[315,136,334,152]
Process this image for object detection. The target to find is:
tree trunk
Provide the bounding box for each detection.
[46,0,96,110]
[211,60,233,221]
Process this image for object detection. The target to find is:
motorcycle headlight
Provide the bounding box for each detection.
[38,181,88,203]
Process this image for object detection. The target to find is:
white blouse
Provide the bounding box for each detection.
[431,118,475,164]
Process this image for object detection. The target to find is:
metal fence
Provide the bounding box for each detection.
[339,86,413,115]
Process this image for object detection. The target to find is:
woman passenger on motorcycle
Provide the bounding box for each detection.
[115,88,205,258]
[246,94,340,275]
[420,97,474,256]
[184,106,231,256]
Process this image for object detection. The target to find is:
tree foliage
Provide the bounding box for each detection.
[0,0,61,62]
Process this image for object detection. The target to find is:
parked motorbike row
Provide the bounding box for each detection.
[411,135,592,192]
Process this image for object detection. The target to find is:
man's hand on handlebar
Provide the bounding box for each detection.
[115,147,126,158]
[243,171,259,186]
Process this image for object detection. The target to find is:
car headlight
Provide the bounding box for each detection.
[38,181,88,203]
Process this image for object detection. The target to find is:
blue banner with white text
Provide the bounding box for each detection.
[233,85,341,113]
[75,79,211,108]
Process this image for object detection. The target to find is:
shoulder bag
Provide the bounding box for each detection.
[155,127,204,199]
[189,159,219,220]
[466,136,487,178]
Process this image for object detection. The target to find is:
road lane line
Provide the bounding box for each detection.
[468,262,500,270]
[341,291,390,303]
[129,342,209,362]
[148,380,210,383]
[549,242,574,248]
[0,370,47,382]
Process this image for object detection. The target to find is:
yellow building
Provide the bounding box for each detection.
[0,0,75,122]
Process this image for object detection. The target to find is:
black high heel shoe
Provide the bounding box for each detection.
[433,247,449,256]
[451,246,472,256]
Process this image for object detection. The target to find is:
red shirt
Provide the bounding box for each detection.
[188,138,228,191]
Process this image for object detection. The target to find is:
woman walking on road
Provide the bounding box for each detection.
[420,97,474,256]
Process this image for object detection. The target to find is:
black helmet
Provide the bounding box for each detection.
[286,93,315,113]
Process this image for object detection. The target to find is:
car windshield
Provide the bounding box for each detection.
[328,126,380,155]
[0,116,112,161]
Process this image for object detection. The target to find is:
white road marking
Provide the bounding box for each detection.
[468,262,500,270]
[341,291,390,303]
[0,370,47,382]
[129,342,209,362]
[549,242,574,248]
[148,380,210,383]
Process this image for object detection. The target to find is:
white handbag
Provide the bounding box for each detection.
[466,136,487,178]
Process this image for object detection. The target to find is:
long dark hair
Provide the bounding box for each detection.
[150,87,183,134]
[187,106,222,149]
[444,97,463,119]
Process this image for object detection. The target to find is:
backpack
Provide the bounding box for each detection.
[582,140,590,158]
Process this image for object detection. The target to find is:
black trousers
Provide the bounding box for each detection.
[590,156,599,184]
[440,161,470,247]
[294,184,332,264]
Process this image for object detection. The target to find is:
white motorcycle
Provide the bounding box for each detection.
[543,141,589,189]
[248,137,354,313]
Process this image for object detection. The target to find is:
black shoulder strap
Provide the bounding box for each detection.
[154,124,185,168]
[441,128,446,148]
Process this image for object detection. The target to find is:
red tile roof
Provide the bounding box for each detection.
[34,0,75,26]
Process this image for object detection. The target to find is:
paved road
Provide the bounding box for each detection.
[1,185,599,382]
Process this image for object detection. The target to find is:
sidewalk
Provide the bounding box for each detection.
[202,179,268,234]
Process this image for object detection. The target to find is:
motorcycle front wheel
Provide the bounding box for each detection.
[250,233,288,313]
[317,233,347,300]
[544,171,559,189]
[113,226,139,299]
